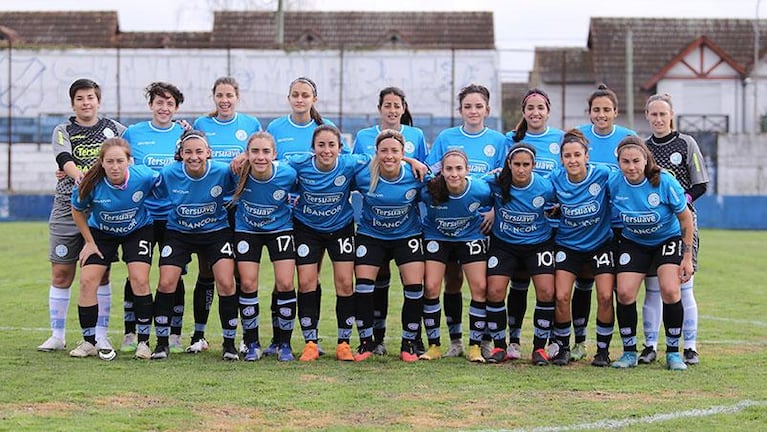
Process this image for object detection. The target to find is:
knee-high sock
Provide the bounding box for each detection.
[276,290,297,345]
[354,278,375,346]
[298,290,319,343]
[239,290,260,344]
[533,300,555,351]
[192,276,215,341]
[133,293,153,344]
[681,276,698,350]
[444,292,463,341]
[616,301,638,352]
[336,295,354,344]
[218,294,238,349]
[663,300,684,353]
[642,276,662,350]
[123,279,135,334]
[49,286,70,340]
[153,292,174,347]
[95,283,112,341]
[401,284,423,342]
[78,304,98,345]
[423,298,442,346]
[507,279,529,344]
[170,279,185,336]
[373,275,390,344]
[486,300,507,349]
[572,278,593,344]
[468,300,487,347]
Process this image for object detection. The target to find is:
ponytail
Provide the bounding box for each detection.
[291,77,324,125]
[427,174,450,205]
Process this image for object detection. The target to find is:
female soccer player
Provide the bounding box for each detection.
[70,138,158,360]
[352,86,428,355]
[351,129,425,362]
[424,84,505,358]
[421,150,492,363]
[483,143,556,365]
[549,129,615,367]
[639,93,709,365]
[609,136,694,371]
[230,132,298,362]
[151,129,239,360]
[189,77,262,354]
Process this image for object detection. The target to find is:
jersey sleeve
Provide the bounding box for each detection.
[415,130,429,162]
[70,185,90,211]
[684,135,710,186]
[349,153,372,176]
[51,124,73,169]
[425,134,445,173]
[113,120,127,137]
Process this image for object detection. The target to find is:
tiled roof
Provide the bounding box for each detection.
[531,47,594,84]
[117,32,212,49]
[0,11,118,47]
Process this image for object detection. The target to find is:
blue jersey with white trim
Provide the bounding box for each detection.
[122,121,184,219]
[577,124,636,170]
[550,164,613,251]
[426,126,506,177]
[421,177,492,242]
[484,173,555,245]
[267,115,349,160]
[192,113,262,164]
[288,153,370,232]
[72,165,158,236]
[608,170,687,246]
[157,160,236,233]
[234,161,298,234]
[353,125,428,162]
[505,127,565,175]
[354,162,422,239]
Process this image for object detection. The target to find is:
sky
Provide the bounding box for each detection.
[3,0,761,81]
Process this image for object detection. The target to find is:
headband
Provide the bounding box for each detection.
[522,91,550,108]
[292,77,317,96]
[509,147,536,159]
[443,149,469,165]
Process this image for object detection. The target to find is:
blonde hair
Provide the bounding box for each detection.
[369,129,405,193]
[231,131,277,203]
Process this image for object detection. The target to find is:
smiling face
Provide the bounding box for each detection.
[149,92,179,128]
[289,81,317,120]
[379,93,405,130]
[618,146,647,184]
[522,94,550,133]
[442,154,468,192]
[459,92,490,132]
[180,138,211,177]
[589,96,617,134]
[376,137,404,178]
[102,146,130,185]
[560,141,589,181]
[508,150,535,187]
[645,99,673,137]
[72,88,101,125]
[213,83,238,120]
[247,137,276,179]
[312,129,341,171]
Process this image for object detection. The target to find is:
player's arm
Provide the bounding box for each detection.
[52,125,84,183]
[72,205,103,265]
[677,207,694,283]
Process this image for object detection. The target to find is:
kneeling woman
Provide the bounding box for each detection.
[609,136,694,371]
[153,129,239,360]
[70,138,159,360]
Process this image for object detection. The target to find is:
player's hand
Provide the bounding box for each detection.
[480,207,495,235]
[679,256,694,283]
[79,242,103,266]
[55,170,66,180]
[175,119,193,131]
[230,152,247,173]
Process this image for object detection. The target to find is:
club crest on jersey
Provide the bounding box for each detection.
[483,145,496,157]
[161,245,173,257]
[356,245,367,258]
[532,196,545,208]
[103,128,115,139]
[619,253,631,265]
[237,240,249,254]
[405,189,417,200]
[426,240,439,253]
[647,193,661,207]
[405,141,415,154]
[555,251,566,263]
[549,143,560,154]
[669,152,683,165]
[132,191,144,203]
[488,256,499,268]
[468,202,481,212]
[589,183,602,196]
[236,129,248,141]
[273,190,286,201]
[210,185,223,198]
[334,175,347,187]
[55,244,69,257]
[297,244,310,257]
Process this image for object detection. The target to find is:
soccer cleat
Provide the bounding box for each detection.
[551,346,571,366]
[120,333,137,353]
[415,338,426,356]
[38,336,66,352]
[263,342,279,357]
[480,340,494,359]
[134,341,151,360]
[683,348,700,365]
[150,345,169,360]
[299,341,320,362]
[400,341,418,363]
[372,342,387,356]
[570,342,587,361]
[506,342,522,360]
[168,335,184,354]
[531,348,550,366]
[419,344,442,361]
[591,349,611,367]
[244,342,263,362]
[466,345,486,363]
[96,337,116,361]
[486,347,508,364]
[277,343,294,362]
[336,342,354,361]
[185,338,209,354]
[667,352,688,371]
[444,339,464,357]
[69,341,97,358]
[638,345,657,364]
[222,345,239,361]
[612,351,638,368]
[353,342,374,362]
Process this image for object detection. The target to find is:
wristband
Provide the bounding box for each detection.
[685,193,693,204]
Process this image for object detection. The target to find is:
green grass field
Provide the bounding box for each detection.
[0,222,765,431]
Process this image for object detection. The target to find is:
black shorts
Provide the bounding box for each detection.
[159,228,234,268]
[355,233,423,267]
[486,236,555,277]
[235,231,296,263]
[424,238,487,265]
[554,241,614,275]
[617,236,683,274]
[84,225,154,266]
[293,220,355,265]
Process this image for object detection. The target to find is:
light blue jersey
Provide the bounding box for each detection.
[484,173,555,245]
[122,121,184,219]
[157,160,236,233]
[234,161,297,234]
[426,126,506,177]
[353,125,428,162]
[288,153,369,233]
[608,170,687,246]
[192,113,262,164]
[72,165,158,236]
[505,127,565,175]
[550,164,613,251]
[267,115,349,160]
[577,124,636,170]
[421,177,491,242]
[354,162,423,239]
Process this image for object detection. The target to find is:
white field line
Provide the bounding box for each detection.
[475,400,767,432]
[700,315,767,327]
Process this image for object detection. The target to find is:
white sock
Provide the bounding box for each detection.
[49,286,70,340]
[681,276,697,351]
[642,277,662,350]
[96,283,112,340]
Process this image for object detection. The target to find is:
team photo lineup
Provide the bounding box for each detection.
[38,75,709,371]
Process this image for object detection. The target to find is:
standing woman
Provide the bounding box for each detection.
[639,93,709,365]
[230,132,298,362]
[502,88,564,361]
[424,84,506,358]
[421,150,492,363]
[351,129,425,362]
[483,143,557,365]
[609,137,694,371]
[352,87,428,355]
[151,130,239,360]
[189,76,262,353]
[70,138,158,360]
[549,129,616,367]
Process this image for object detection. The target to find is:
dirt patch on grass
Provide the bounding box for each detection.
[1,401,79,416]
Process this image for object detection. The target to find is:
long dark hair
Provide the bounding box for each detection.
[513,88,551,143]
[427,149,469,205]
[497,143,536,204]
[616,136,662,187]
[378,87,413,126]
[174,129,210,161]
[291,77,324,125]
[78,138,131,200]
